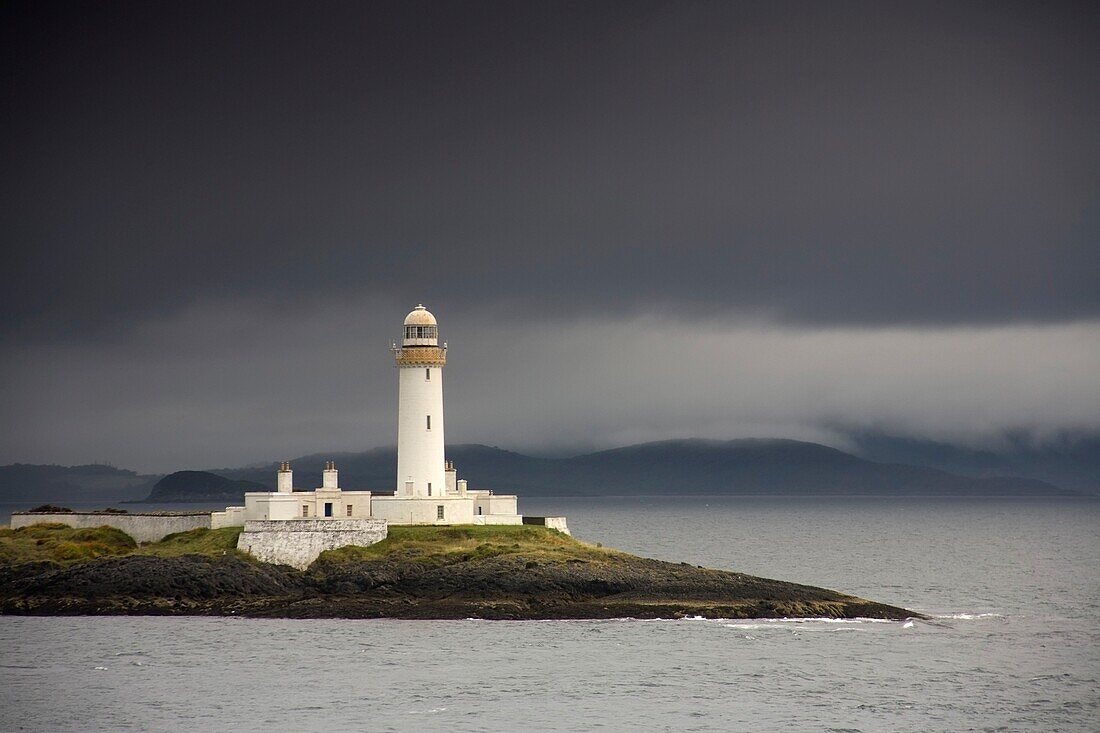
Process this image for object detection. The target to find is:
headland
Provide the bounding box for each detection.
[0,523,920,621]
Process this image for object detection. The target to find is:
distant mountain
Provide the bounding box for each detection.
[3,438,1084,506]
[143,471,268,502]
[845,432,1100,494]
[0,464,156,503]
[220,439,1076,499]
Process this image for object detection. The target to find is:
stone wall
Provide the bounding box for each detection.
[236,518,388,570]
[210,506,246,529]
[543,516,570,535]
[521,516,571,535]
[9,512,211,543]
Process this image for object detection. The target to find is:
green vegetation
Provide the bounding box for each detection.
[28,505,74,513]
[0,524,244,566]
[0,523,587,569]
[135,527,245,558]
[316,524,611,567]
[0,523,137,565]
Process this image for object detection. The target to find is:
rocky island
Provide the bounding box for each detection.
[0,524,920,620]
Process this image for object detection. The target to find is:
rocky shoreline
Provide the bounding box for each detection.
[0,525,921,621]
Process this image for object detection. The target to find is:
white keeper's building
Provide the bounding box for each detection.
[212,305,565,536]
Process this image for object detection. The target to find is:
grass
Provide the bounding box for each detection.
[0,523,137,565]
[134,527,245,558]
[1,522,600,569]
[316,524,612,567]
[0,524,244,566]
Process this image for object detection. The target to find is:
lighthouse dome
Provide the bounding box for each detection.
[402,304,439,345]
[403,304,437,326]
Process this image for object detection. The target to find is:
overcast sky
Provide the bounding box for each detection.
[2,1,1098,471]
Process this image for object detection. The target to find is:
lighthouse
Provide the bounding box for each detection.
[214,301,565,547]
[392,304,448,497]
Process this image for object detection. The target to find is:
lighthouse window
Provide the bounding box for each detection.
[406,325,438,340]
[425,368,430,380]
[426,415,431,430]
[437,505,445,520]
[427,482,432,496]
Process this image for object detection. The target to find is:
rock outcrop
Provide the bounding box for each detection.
[0,525,921,620]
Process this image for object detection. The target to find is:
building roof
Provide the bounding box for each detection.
[403,304,437,326]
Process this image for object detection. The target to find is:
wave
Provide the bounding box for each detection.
[722,617,907,629]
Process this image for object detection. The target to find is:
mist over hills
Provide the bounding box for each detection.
[844,432,1100,494]
[3,437,1093,505]
[0,464,156,503]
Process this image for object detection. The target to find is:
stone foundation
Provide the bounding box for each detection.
[236,518,388,570]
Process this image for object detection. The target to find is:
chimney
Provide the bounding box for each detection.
[277,461,293,493]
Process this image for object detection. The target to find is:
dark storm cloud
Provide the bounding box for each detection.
[3,0,1098,345]
[2,1,1099,470]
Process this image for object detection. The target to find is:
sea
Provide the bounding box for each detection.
[1,496,1097,732]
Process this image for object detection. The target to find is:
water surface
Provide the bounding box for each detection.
[2,497,1097,731]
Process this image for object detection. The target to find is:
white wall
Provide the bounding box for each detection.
[543,516,571,535]
[245,492,302,520]
[371,496,475,525]
[472,514,523,526]
[470,492,519,518]
[487,495,518,516]
[396,364,446,497]
[210,506,246,528]
[9,512,210,543]
[246,490,373,520]
[237,518,387,570]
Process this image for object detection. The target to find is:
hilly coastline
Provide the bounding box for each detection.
[1,438,1088,506]
[216,439,1076,499]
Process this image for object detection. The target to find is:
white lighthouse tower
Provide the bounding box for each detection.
[212,301,564,542]
[392,304,447,498]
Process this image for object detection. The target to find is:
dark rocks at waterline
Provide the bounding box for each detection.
[0,553,920,621]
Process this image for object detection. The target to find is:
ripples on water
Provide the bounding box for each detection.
[2,497,1098,732]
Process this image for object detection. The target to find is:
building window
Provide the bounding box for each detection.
[346,504,353,517]
[426,415,431,430]
[303,505,309,517]
[404,325,438,341]
[427,482,432,496]
[426,368,431,380]
[437,505,445,520]
[324,502,333,517]
[477,506,482,516]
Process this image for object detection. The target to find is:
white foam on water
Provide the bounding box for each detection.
[933,613,1004,620]
[722,617,903,630]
